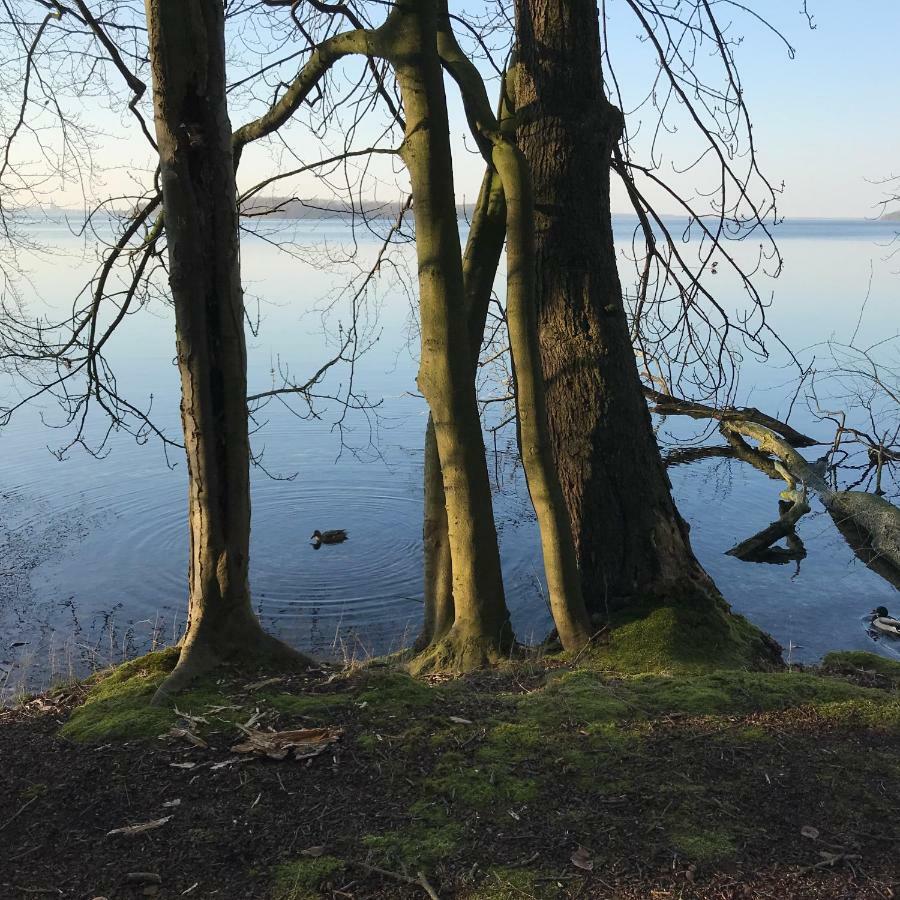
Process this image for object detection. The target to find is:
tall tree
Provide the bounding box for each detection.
[144,0,310,695]
[417,165,507,651]
[513,0,710,610]
[390,0,515,668]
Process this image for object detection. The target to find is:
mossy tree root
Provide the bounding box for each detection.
[408,624,515,676]
[152,620,312,705]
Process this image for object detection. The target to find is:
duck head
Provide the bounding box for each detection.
[310,530,322,548]
[873,606,890,618]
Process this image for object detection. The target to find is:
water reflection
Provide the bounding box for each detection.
[1,217,899,699]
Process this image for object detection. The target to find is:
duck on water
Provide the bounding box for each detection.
[310,529,348,549]
[871,607,900,637]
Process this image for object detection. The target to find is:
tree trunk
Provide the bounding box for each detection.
[145,0,308,697]
[419,415,454,649]
[494,138,593,648]
[514,0,709,612]
[390,0,513,671]
[417,166,507,651]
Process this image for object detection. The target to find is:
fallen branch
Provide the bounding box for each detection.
[721,420,900,587]
[645,387,819,448]
[727,489,810,563]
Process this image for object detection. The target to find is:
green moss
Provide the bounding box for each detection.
[821,651,900,680]
[272,856,345,900]
[260,691,350,717]
[84,648,179,698]
[670,827,737,863]
[426,750,537,809]
[466,867,560,899]
[731,725,772,743]
[59,649,246,743]
[477,722,543,765]
[355,733,379,752]
[518,669,886,730]
[815,697,900,729]
[362,824,463,868]
[579,594,778,675]
[353,669,444,716]
[61,649,181,742]
[19,782,48,800]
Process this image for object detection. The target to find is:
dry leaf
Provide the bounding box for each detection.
[449,716,473,725]
[210,757,242,771]
[107,816,172,837]
[169,762,196,770]
[801,825,820,840]
[231,726,343,761]
[571,846,594,871]
[162,798,181,808]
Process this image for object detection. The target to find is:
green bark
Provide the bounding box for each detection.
[418,166,507,650]
[387,0,513,670]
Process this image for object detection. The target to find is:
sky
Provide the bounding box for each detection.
[16,0,900,221]
[670,0,900,220]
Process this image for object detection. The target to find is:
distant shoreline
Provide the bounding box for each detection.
[24,203,900,224]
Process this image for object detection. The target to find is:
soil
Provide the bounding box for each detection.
[1,663,899,900]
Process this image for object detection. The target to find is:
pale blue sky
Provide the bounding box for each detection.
[665,0,900,219]
[446,0,900,219]
[40,1,900,219]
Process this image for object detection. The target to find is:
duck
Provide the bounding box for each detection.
[870,606,900,637]
[310,529,348,548]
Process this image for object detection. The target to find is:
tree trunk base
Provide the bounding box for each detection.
[408,624,514,675]
[152,620,312,704]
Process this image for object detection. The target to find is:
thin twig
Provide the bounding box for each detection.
[0,795,36,832]
[351,861,440,898]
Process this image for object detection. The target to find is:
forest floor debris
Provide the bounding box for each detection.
[2,641,900,898]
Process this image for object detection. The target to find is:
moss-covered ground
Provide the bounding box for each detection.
[3,619,900,898]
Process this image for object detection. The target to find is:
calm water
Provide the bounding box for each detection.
[1,216,898,696]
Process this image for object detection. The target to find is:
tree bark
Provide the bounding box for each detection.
[419,415,454,648]
[389,0,513,671]
[514,0,709,612]
[145,0,308,698]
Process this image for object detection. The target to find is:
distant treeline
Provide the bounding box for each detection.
[239,197,477,220]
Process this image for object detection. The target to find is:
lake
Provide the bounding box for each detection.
[1,214,898,698]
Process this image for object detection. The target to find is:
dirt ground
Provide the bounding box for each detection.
[1,656,899,900]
